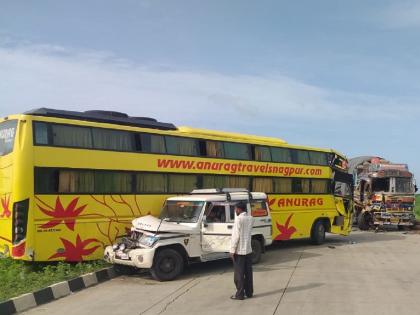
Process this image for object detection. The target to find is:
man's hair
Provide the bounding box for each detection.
[235,201,247,212]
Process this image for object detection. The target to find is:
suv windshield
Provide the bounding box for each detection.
[159,200,204,223]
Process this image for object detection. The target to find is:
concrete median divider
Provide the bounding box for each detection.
[0,267,118,315]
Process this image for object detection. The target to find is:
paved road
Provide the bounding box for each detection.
[23,230,420,315]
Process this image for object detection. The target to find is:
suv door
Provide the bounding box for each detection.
[201,202,232,253]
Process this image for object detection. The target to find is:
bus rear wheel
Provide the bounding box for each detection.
[150,248,184,281]
[310,220,326,245]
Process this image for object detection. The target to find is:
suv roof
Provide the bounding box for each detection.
[167,192,267,202]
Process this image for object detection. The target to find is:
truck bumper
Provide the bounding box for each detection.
[104,246,155,269]
[373,212,416,226]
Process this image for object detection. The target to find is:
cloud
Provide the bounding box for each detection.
[375,0,420,29]
[0,41,419,134]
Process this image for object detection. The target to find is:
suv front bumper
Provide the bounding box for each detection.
[104,246,155,269]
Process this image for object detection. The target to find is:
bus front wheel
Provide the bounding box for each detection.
[310,220,326,245]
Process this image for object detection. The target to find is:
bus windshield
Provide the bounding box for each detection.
[0,120,17,156]
[159,201,204,223]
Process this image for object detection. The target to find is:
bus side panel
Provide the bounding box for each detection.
[0,158,13,254]
[268,194,337,240]
[33,194,169,261]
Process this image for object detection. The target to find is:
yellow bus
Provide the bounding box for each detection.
[0,108,353,262]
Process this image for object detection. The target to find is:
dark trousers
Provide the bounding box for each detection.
[233,254,253,298]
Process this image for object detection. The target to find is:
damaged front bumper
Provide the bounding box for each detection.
[104,246,155,269]
[373,211,416,226]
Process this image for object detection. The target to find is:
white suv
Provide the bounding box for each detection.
[104,189,272,281]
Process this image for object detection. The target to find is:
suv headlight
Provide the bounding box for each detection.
[139,235,159,247]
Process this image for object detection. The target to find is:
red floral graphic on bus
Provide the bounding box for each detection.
[49,234,101,261]
[12,241,26,257]
[0,194,11,218]
[38,197,87,231]
[274,214,297,241]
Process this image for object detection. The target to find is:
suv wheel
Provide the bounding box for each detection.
[150,248,184,281]
[251,238,262,264]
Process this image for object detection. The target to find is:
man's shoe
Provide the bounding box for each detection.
[245,294,253,298]
[230,295,244,300]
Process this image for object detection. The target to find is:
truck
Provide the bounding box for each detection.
[104,189,272,281]
[349,156,417,230]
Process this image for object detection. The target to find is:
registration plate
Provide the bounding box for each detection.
[116,251,129,260]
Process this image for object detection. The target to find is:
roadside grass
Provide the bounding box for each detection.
[416,194,420,220]
[0,258,109,302]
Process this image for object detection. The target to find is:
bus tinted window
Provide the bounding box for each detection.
[255,146,271,162]
[311,179,330,194]
[203,175,250,190]
[136,173,168,193]
[94,172,133,194]
[309,151,329,165]
[168,174,198,193]
[224,142,250,160]
[34,122,49,145]
[140,133,166,153]
[92,128,135,151]
[253,178,273,192]
[58,170,94,193]
[0,120,18,156]
[52,124,93,148]
[165,136,199,156]
[35,168,58,193]
[273,178,292,193]
[206,141,224,158]
[271,147,292,163]
[292,178,311,193]
[294,150,311,164]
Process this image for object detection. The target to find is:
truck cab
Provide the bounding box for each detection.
[104,189,272,281]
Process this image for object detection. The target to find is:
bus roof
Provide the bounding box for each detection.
[24,108,177,131]
[178,126,287,145]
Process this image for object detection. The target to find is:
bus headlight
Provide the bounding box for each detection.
[139,235,159,247]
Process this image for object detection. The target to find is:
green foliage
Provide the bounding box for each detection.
[0,258,109,302]
[415,195,420,220]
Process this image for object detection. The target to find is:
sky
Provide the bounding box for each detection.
[0,0,419,181]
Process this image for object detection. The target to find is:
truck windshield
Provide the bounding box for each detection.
[0,120,17,156]
[159,201,204,223]
[372,178,390,192]
[395,178,413,193]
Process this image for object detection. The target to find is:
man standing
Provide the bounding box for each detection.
[230,201,254,300]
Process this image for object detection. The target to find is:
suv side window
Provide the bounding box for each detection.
[206,203,227,223]
[229,201,250,222]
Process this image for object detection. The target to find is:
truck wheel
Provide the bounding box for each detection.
[251,238,262,264]
[310,220,326,245]
[150,248,184,281]
[357,212,370,231]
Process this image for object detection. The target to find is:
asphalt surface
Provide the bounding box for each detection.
[23,229,420,315]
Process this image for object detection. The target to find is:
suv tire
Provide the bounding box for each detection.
[151,248,184,281]
[251,238,262,264]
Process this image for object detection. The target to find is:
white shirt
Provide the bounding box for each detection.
[230,212,253,255]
